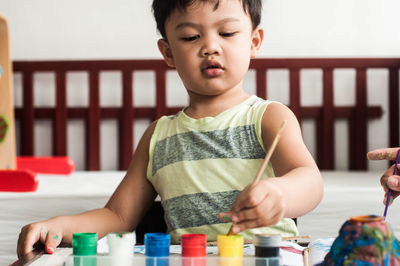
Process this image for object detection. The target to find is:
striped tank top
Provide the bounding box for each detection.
[147,95,298,243]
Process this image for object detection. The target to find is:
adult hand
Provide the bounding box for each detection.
[367,147,400,205]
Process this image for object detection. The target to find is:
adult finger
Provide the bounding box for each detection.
[367,147,400,161]
[387,175,400,192]
[380,165,396,190]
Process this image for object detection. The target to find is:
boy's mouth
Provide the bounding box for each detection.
[202,61,224,77]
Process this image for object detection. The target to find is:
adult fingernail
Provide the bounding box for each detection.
[390,179,398,188]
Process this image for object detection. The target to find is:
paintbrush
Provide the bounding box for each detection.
[383,148,400,219]
[227,120,288,235]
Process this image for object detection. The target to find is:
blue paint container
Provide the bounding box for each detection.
[145,233,170,256]
[145,233,170,266]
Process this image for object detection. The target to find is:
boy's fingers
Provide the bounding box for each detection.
[232,183,267,212]
[44,231,61,255]
[367,147,400,161]
[18,225,41,259]
[230,219,259,234]
[218,213,233,222]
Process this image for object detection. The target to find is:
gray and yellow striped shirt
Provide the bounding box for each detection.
[147,95,298,243]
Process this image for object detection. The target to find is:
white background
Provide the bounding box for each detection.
[1,0,400,170]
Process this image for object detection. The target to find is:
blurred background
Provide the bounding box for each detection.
[1,0,400,170]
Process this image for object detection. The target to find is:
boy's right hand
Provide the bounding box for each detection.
[17,221,63,259]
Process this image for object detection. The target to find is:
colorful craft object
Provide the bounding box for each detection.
[320,215,400,265]
[0,115,9,143]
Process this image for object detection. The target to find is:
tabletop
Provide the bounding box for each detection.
[1,170,399,265]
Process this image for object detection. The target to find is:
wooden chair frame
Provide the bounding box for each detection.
[13,58,400,171]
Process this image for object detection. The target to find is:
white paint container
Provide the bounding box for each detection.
[106,232,135,265]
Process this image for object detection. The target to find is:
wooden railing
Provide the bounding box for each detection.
[13,58,400,171]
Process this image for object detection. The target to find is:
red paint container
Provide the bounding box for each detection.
[181,234,207,257]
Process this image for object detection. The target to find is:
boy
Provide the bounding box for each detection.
[17,0,323,258]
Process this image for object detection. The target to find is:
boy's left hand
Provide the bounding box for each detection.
[218,179,285,234]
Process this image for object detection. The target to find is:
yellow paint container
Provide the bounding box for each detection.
[218,235,243,266]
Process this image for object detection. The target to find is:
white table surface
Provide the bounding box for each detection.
[1,170,399,265]
[0,171,125,265]
[298,171,400,240]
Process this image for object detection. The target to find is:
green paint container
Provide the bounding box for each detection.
[73,233,98,266]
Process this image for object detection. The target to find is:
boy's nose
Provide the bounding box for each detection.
[200,38,222,56]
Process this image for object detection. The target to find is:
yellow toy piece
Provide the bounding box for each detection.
[0,14,16,169]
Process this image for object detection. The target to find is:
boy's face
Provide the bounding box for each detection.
[158,0,263,97]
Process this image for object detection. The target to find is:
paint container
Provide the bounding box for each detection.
[72,232,98,266]
[107,232,135,265]
[217,234,243,266]
[181,234,206,266]
[253,234,282,266]
[145,233,170,266]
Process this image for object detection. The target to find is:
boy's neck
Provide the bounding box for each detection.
[185,89,249,119]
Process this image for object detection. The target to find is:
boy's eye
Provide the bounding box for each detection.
[180,35,200,42]
[220,32,236,37]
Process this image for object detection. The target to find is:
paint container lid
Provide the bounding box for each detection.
[181,234,207,245]
[72,232,98,256]
[145,233,170,257]
[253,234,282,247]
[181,234,207,257]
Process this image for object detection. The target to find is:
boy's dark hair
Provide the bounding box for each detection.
[152,0,262,40]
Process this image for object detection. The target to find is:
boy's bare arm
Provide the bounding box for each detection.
[17,121,158,259]
[60,120,158,240]
[262,103,323,218]
[222,103,323,233]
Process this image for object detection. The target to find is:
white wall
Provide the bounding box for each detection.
[2,0,400,59]
[1,0,400,170]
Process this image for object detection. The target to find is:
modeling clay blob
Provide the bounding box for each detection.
[320,215,400,265]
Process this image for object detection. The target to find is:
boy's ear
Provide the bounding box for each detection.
[250,27,264,58]
[157,39,175,68]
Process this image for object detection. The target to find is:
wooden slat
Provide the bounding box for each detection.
[250,58,400,69]
[14,106,383,121]
[350,68,368,170]
[155,69,167,119]
[289,69,301,121]
[21,71,34,155]
[87,71,100,170]
[54,71,67,156]
[256,69,267,99]
[389,68,399,148]
[119,70,134,170]
[318,69,334,170]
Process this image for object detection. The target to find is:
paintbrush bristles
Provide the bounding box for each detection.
[251,120,287,186]
[226,120,287,236]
